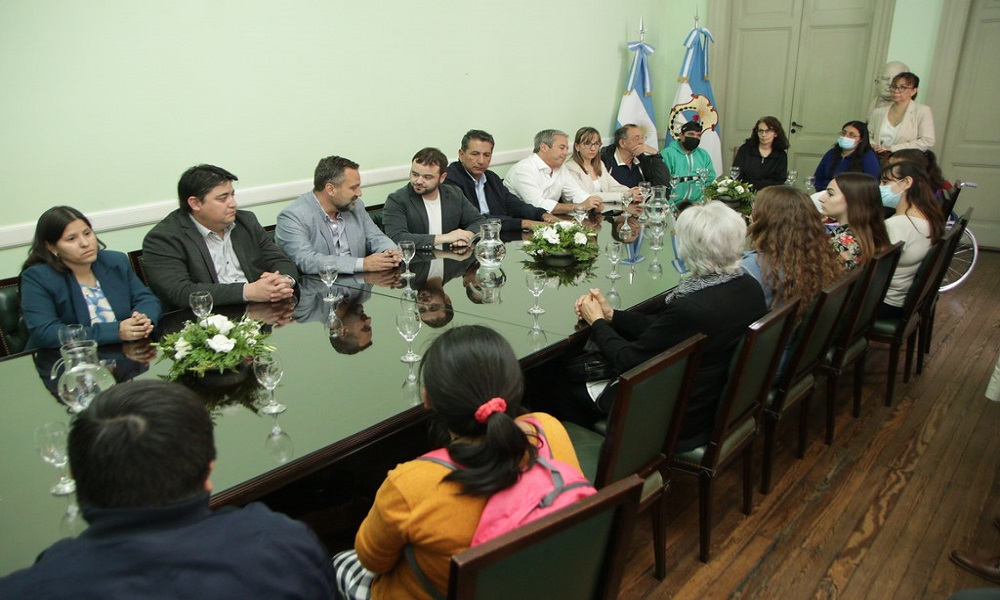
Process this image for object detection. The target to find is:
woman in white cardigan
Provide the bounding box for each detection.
[566,126,640,204]
[869,71,935,154]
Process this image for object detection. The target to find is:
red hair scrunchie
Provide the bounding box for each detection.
[474,397,507,424]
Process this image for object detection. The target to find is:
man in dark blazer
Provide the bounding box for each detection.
[382,148,486,251]
[443,129,557,232]
[142,164,299,311]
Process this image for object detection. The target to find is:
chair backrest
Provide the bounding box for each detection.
[929,209,971,292]
[593,334,707,487]
[775,269,862,401]
[940,180,963,220]
[0,276,28,357]
[837,242,905,351]
[126,249,149,286]
[702,301,799,466]
[897,227,954,321]
[448,475,643,600]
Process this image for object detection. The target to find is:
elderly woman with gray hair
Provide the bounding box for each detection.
[570,201,767,449]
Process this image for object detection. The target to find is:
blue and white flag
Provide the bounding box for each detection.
[666,26,722,175]
[615,40,658,148]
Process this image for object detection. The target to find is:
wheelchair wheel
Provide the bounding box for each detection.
[940,227,978,292]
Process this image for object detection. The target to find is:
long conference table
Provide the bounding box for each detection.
[0,214,682,575]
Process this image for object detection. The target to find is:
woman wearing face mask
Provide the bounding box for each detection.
[812,120,881,192]
[879,161,945,318]
[820,173,891,271]
[731,116,789,191]
[869,72,935,155]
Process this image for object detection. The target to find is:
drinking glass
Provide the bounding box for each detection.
[57,324,87,346]
[572,204,587,226]
[805,176,816,193]
[265,417,294,464]
[35,422,75,496]
[607,287,622,310]
[619,191,634,237]
[638,181,652,204]
[785,170,799,186]
[189,291,213,319]
[254,354,286,415]
[606,241,623,280]
[318,262,339,298]
[399,241,416,279]
[396,311,422,363]
[525,270,547,315]
[729,165,741,180]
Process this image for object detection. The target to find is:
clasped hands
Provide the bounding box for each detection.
[245,271,296,303]
[118,311,154,342]
[574,288,614,325]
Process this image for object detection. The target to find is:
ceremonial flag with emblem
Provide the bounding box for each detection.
[666,26,722,175]
[615,38,658,148]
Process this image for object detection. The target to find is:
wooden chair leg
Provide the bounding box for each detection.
[825,369,840,445]
[885,341,900,406]
[742,446,753,515]
[652,493,667,580]
[853,351,867,418]
[698,473,713,563]
[916,320,927,374]
[904,331,917,383]
[797,395,811,459]
[760,416,778,494]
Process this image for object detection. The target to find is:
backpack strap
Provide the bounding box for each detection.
[404,545,446,600]
[520,416,555,459]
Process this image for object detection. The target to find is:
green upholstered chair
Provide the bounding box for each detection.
[822,242,904,444]
[0,276,28,357]
[562,334,706,579]
[760,269,861,494]
[672,302,799,562]
[366,205,385,233]
[868,223,956,406]
[126,249,149,287]
[447,475,642,600]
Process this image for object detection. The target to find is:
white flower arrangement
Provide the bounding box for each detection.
[702,176,756,217]
[155,314,274,380]
[522,221,599,262]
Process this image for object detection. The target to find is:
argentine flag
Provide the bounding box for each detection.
[666,27,723,176]
[615,40,658,149]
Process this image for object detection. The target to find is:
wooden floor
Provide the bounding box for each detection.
[617,250,1000,599]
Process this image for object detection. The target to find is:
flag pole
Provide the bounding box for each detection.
[639,17,645,42]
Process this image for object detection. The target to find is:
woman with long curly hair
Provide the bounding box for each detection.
[820,172,891,270]
[742,186,842,316]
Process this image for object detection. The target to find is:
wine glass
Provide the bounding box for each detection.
[805,176,816,193]
[401,368,421,406]
[729,165,741,180]
[638,181,652,204]
[526,316,548,352]
[35,422,75,496]
[189,291,213,319]
[265,417,294,464]
[318,262,339,299]
[254,354,286,415]
[396,311,422,364]
[785,170,799,186]
[606,241,623,280]
[525,270,547,315]
[648,256,664,280]
[57,324,87,346]
[571,204,587,226]
[606,287,622,310]
[399,241,416,279]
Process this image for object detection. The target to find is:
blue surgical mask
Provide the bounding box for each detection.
[837,136,857,150]
[880,183,901,208]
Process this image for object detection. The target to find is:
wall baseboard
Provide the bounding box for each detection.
[0,147,535,250]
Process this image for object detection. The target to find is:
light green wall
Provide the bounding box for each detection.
[0,0,708,274]
[886,0,944,83]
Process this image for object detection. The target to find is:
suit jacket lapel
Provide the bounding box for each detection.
[178,215,221,282]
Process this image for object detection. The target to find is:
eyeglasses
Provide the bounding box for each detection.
[889,85,913,91]
[581,141,602,148]
[756,128,774,134]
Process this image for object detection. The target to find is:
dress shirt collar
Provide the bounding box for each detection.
[530,152,557,176]
[188,214,235,239]
[614,148,639,167]
[312,192,344,224]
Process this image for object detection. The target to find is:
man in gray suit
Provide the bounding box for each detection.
[276,156,399,276]
[383,148,486,251]
[142,164,298,311]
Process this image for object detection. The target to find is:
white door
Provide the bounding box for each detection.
[718,0,895,181]
[938,0,1000,249]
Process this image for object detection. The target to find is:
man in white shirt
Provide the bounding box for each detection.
[502,129,603,214]
[382,148,486,251]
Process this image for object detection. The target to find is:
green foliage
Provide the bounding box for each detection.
[154,314,274,380]
[522,221,600,262]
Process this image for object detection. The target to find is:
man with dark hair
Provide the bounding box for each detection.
[443,129,556,232]
[0,381,334,597]
[383,147,486,250]
[143,164,298,311]
[503,129,603,214]
[600,124,672,188]
[276,156,400,276]
[660,120,716,202]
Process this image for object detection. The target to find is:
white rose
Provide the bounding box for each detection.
[246,337,257,346]
[717,186,729,194]
[174,338,191,360]
[555,220,575,230]
[735,185,746,194]
[542,228,561,244]
[573,232,588,245]
[203,314,235,335]
[206,334,236,353]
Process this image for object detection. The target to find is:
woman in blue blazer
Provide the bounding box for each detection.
[20,206,161,349]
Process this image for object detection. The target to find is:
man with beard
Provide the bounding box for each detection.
[660,120,716,203]
[276,155,400,275]
[503,129,603,214]
[383,147,486,250]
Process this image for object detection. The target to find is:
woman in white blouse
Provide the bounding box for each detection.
[565,127,640,204]
[869,72,935,155]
